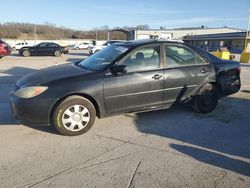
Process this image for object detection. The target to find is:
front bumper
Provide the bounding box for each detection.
[62,49,69,54]
[9,92,55,125]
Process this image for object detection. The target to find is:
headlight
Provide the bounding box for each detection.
[15,86,48,98]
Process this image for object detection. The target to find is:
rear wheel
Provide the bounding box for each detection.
[23,50,30,57]
[192,84,219,113]
[54,50,62,57]
[53,96,96,136]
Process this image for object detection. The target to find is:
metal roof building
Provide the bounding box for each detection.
[183,32,250,53]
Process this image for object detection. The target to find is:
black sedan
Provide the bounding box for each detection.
[10,39,241,136]
[19,42,68,57]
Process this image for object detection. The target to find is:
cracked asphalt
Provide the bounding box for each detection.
[0,50,250,188]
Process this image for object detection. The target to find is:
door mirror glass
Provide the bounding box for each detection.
[111,65,127,74]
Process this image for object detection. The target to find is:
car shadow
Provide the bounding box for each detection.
[170,143,250,176]
[0,66,69,135]
[22,123,61,135]
[0,67,37,126]
[134,95,250,176]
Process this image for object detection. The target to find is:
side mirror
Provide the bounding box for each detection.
[111,65,127,74]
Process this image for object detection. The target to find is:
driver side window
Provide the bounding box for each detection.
[38,43,47,48]
[120,45,160,72]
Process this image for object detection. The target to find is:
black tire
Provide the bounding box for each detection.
[75,47,80,50]
[52,96,96,136]
[23,50,30,57]
[54,50,62,57]
[192,84,219,113]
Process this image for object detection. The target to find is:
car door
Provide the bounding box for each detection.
[162,44,214,105]
[33,43,47,55]
[103,44,164,114]
[45,43,58,55]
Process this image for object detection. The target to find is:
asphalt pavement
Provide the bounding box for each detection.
[0,50,250,188]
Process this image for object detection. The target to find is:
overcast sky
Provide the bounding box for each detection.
[1,0,249,30]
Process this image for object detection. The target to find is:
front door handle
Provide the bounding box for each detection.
[152,74,163,80]
[200,68,207,74]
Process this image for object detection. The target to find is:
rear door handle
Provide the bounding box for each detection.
[152,74,163,80]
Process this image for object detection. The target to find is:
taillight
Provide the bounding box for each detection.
[237,65,241,75]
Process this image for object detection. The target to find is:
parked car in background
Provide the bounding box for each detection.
[10,39,241,136]
[73,42,93,50]
[0,39,11,58]
[12,42,31,51]
[88,40,124,54]
[19,42,68,57]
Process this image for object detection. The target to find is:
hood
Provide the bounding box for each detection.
[17,63,91,87]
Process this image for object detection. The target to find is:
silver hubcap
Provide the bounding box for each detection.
[55,51,61,56]
[24,51,29,56]
[62,105,90,132]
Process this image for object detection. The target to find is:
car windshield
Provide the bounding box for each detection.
[78,45,130,71]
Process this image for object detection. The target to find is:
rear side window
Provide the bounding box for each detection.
[47,43,58,47]
[165,45,206,67]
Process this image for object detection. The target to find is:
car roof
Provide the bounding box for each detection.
[115,39,183,47]
[38,42,57,44]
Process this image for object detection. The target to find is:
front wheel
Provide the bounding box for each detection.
[192,84,219,113]
[53,96,96,136]
[54,50,62,57]
[23,50,30,57]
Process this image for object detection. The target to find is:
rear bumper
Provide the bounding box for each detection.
[219,76,241,97]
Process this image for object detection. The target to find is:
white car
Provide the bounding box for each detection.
[12,42,30,51]
[73,42,93,50]
[88,40,124,54]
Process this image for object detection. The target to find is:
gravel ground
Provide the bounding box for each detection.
[0,50,250,188]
